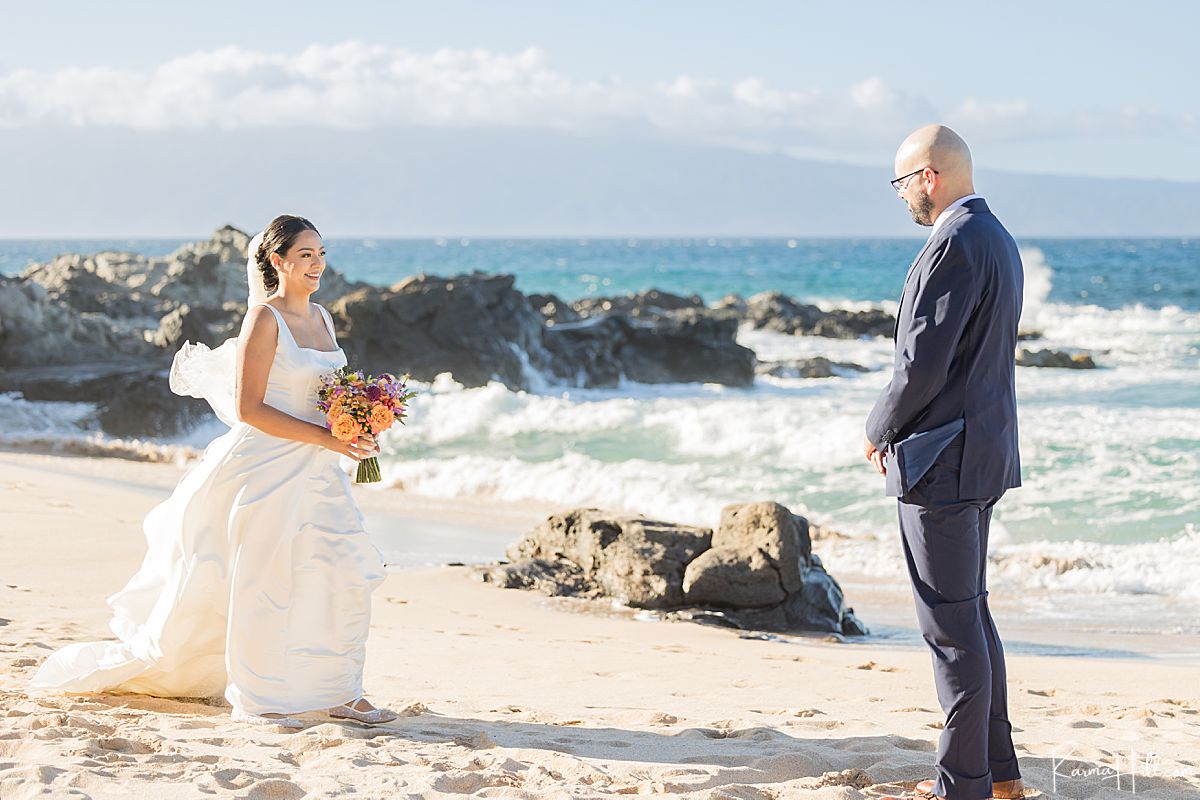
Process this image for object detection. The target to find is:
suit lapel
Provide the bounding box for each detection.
[892,201,979,341]
[893,237,937,341]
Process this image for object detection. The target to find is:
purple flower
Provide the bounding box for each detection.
[366,384,382,402]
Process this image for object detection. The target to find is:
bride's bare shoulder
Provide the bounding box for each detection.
[240,303,280,343]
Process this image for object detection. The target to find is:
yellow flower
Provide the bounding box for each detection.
[331,413,362,443]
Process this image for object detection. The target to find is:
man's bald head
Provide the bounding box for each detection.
[895,124,973,182]
[893,124,976,226]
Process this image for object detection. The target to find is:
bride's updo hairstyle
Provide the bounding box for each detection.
[254,215,320,294]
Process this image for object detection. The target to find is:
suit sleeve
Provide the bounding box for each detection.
[865,235,977,449]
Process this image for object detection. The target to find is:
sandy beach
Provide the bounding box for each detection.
[2,449,1198,799]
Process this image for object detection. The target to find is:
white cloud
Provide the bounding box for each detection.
[0,43,1192,155]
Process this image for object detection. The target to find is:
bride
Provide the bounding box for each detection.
[30,214,397,729]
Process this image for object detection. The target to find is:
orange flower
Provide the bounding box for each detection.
[328,396,345,418]
[369,404,393,433]
[331,413,362,443]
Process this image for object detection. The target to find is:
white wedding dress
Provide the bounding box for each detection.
[30,302,388,716]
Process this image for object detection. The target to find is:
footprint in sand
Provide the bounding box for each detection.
[172,719,220,730]
[699,783,775,799]
[208,767,293,792]
[243,778,306,800]
[693,724,774,740]
[453,731,497,750]
[672,727,729,740]
[1027,688,1057,697]
[811,768,873,789]
[143,753,188,765]
[789,719,844,730]
[1069,720,1105,728]
[890,736,934,751]
[95,736,160,754]
[19,713,70,732]
[429,770,524,793]
[854,660,900,672]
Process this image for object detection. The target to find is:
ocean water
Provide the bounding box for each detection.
[3,237,1198,632]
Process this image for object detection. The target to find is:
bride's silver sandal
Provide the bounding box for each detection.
[231,708,305,730]
[329,697,398,724]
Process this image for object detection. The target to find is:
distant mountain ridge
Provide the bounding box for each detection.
[3,127,1197,237]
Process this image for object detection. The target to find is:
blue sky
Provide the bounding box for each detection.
[1,1,1196,182]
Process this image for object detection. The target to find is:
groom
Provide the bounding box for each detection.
[865,125,1025,800]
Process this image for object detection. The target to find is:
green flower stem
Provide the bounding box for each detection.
[356,456,381,484]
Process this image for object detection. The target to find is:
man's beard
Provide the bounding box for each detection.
[908,189,936,226]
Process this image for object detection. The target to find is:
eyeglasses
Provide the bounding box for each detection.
[890,166,939,191]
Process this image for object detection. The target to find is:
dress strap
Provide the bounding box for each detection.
[313,304,338,347]
[255,303,295,349]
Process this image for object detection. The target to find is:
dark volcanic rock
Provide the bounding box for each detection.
[570,289,706,321]
[476,557,597,597]
[543,307,756,388]
[538,288,755,387]
[152,304,232,350]
[479,501,865,636]
[497,508,714,609]
[540,316,627,387]
[1015,347,1097,369]
[757,357,870,379]
[619,310,755,386]
[330,272,551,390]
[0,360,211,438]
[19,225,362,332]
[0,276,154,368]
[527,293,582,325]
[20,225,249,324]
[683,502,811,608]
[95,369,214,438]
[713,294,748,315]
[744,291,894,339]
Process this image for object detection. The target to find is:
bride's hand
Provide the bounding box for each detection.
[326,433,376,461]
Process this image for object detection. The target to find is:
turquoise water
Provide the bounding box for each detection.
[2,237,1196,310]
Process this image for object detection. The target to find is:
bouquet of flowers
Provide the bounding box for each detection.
[316,367,416,483]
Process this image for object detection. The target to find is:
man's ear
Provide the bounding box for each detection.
[923,169,939,194]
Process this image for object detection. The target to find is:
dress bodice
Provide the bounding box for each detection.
[256,303,347,427]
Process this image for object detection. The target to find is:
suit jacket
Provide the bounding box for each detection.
[866,197,1023,501]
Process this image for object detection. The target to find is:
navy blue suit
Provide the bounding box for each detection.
[866,197,1023,800]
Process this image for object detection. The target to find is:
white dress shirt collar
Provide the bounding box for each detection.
[930,194,983,237]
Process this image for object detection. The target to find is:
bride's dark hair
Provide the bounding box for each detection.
[255,215,321,294]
